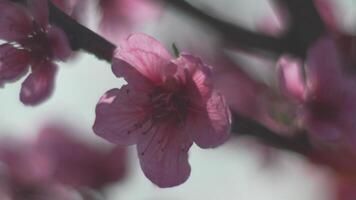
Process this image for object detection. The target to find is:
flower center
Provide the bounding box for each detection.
[149,87,190,125]
[20,23,52,65]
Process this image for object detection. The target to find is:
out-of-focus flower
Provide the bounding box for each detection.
[0,123,127,199]
[0,140,79,200]
[51,0,87,22]
[0,0,71,105]
[93,33,231,187]
[314,0,340,32]
[335,178,356,200]
[256,3,288,37]
[278,36,356,151]
[98,0,159,43]
[214,55,290,133]
[34,124,127,189]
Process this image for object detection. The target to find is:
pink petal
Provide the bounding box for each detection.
[36,124,126,188]
[306,36,343,92]
[93,86,151,145]
[47,26,72,61]
[277,55,305,102]
[115,33,172,83]
[175,54,213,100]
[0,44,30,86]
[20,62,57,105]
[51,0,75,15]
[137,124,192,187]
[186,91,231,148]
[314,0,339,32]
[0,1,33,41]
[304,115,341,142]
[28,0,49,28]
[120,33,171,60]
[112,57,154,92]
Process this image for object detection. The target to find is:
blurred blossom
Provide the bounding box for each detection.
[278,36,356,152]
[255,3,288,37]
[98,0,160,44]
[0,123,127,199]
[0,0,72,105]
[214,55,290,133]
[314,0,356,67]
[336,178,356,200]
[93,33,231,187]
[51,0,88,22]
[334,35,356,67]
[0,140,79,200]
[34,124,127,189]
[314,0,340,32]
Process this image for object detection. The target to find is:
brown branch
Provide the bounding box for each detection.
[276,0,326,57]
[164,0,326,58]
[48,1,116,62]
[165,0,288,56]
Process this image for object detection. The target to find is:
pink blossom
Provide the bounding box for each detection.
[278,36,356,150]
[93,33,231,187]
[34,124,127,189]
[314,0,340,32]
[98,0,159,43]
[0,139,77,200]
[0,0,71,105]
[51,0,87,22]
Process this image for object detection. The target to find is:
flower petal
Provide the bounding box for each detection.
[0,1,33,41]
[93,85,151,146]
[187,91,231,148]
[47,26,72,61]
[137,124,192,187]
[121,33,171,60]
[28,0,49,28]
[306,36,343,91]
[36,124,127,189]
[20,62,57,105]
[277,55,305,102]
[112,57,154,92]
[0,44,30,86]
[175,54,213,100]
[115,33,172,83]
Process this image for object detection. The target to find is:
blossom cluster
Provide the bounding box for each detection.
[0,123,126,199]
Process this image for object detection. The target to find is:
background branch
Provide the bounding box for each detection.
[164,0,326,58]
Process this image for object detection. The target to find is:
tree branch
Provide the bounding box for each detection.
[165,0,288,56]
[276,0,326,57]
[164,0,326,57]
[48,1,116,62]
[231,112,311,155]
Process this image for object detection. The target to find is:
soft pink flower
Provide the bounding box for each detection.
[0,0,71,105]
[93,33,231,187]
[0,139,77,200]
[278,36,356,150]
[34,124,127,189]
[98,0,159,43]
[314,0,340,32]
[51,0,87,22]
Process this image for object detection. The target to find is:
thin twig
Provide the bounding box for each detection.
[231,112,311,155]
